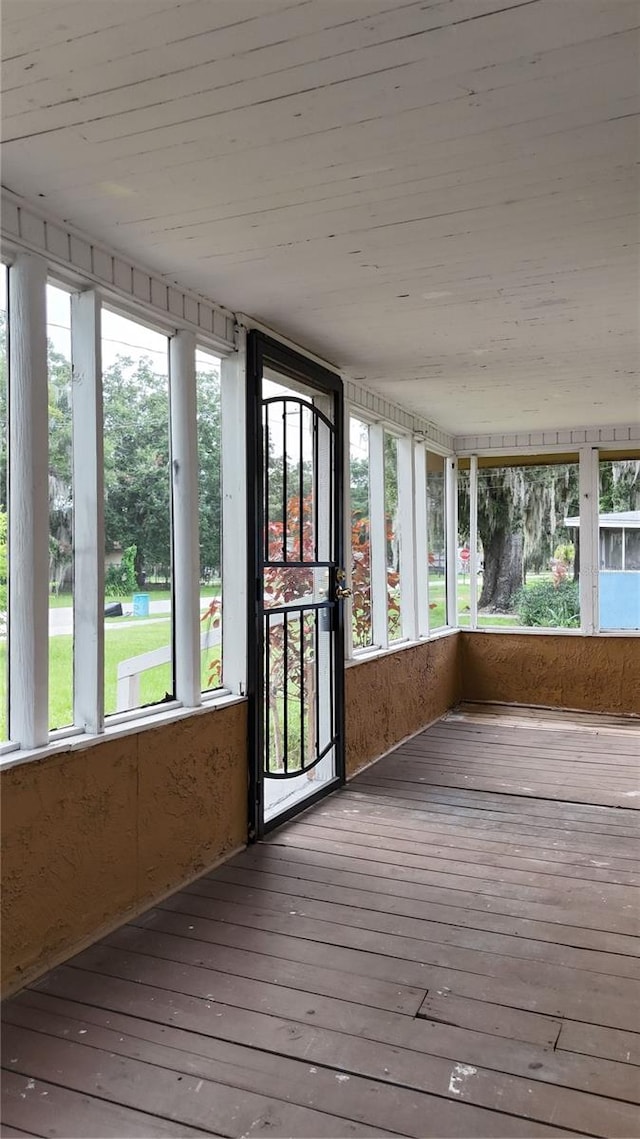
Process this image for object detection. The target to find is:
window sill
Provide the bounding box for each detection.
[346,626,457,666]
[461,626,640,637]
[0,692,247,773]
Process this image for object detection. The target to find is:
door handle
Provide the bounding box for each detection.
[335,568,351,599]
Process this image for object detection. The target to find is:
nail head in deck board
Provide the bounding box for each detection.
[5,996,571,1139]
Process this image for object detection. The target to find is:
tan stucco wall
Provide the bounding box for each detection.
[1,702,247,996]
[461,633,640,715]
[5,630,635,996]
[344,634,461,777]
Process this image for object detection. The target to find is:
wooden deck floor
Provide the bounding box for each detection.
[2,708,639,1138]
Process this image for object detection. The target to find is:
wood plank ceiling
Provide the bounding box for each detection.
[1,0,639,434]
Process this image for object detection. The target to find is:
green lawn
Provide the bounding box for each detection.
[0,616,221,738]
[0,573,545,740]
[429,575,522,630]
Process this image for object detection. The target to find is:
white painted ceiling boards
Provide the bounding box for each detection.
[2,0,639,434]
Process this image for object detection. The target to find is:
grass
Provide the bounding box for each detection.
[429,575,525,630]
[0,572,547,740]
[0,616,221,738]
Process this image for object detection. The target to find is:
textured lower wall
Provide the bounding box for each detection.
[461,633,640,715]
[345,634,461,777]
[1,702,247,996]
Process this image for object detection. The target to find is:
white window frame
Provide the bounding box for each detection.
[453,442,640,637]
[345,410,377,657]
[345,402,457,663]
[445,456,458,628]
[368,422,389,651]
[593,448,640,634]
[413,441,429,638]
[1,246,241,763]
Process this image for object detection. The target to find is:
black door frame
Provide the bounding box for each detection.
[246,330,345,839]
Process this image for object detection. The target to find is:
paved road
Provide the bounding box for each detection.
[49,598,215,636]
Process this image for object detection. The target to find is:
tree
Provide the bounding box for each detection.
[459,463,580,613]
[0,311,75,593]
[0,314,224,594]
[47,345,73,592]
[350,456,369,517]
[599,459,640,512]
[476,466,526,611]
[197,369,222,579]
[102,356,171,585]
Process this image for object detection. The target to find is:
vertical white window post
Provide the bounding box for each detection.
[170,329,201,707]
[469,455,479,629]
[579,446,599,635]
[413,442,429,637]
[221,328,247,696]
[71,289,105,733]
[8,253,49,747]
[397,434,417,642]
[343,403,355,661]
[368,423,388,650]
[445,457,458,628]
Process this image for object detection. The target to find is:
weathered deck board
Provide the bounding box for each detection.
[2,995,570,1139]
[2,709,639,1138]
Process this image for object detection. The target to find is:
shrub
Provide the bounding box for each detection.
[516,578,580,628]
[105,544,137,598]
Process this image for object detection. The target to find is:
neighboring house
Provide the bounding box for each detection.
[565,511,640,629]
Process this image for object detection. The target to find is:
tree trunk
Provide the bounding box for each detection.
[573,530,580,583]
[479,530,523,611]
[135,549,145,590]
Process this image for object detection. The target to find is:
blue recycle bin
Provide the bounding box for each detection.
[132,593,150,618]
